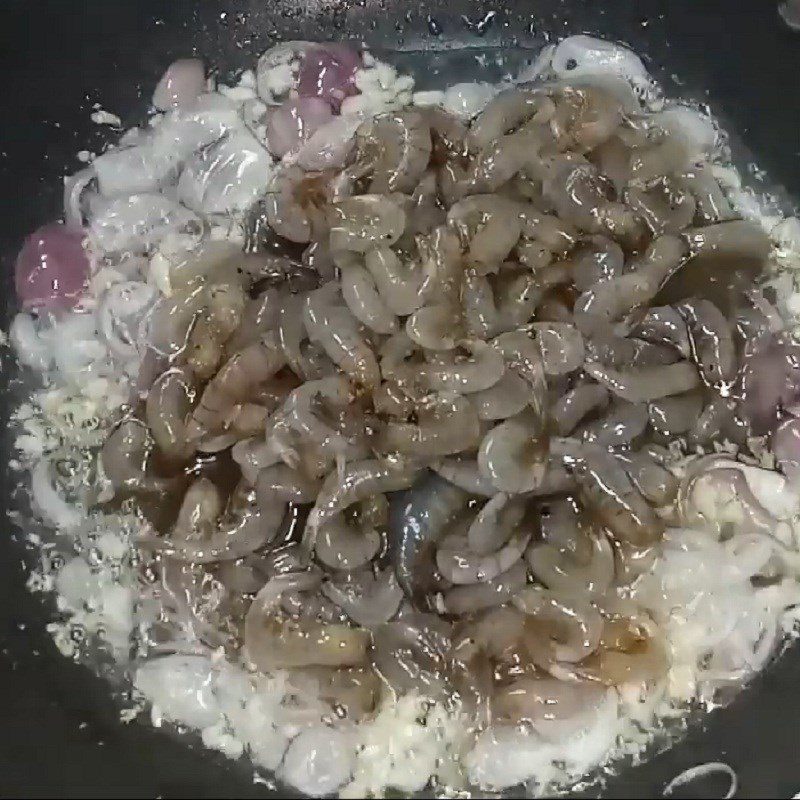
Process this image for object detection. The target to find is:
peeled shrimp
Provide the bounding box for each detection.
[322,568,403,628]
[584,360,700,403]
[677,298,736,386]
[466,89,554,150]
[552,382,610,435]
[478,407,549,494]
[245,574,369,671]
[145,479,285,563]
[633,305,691,357]
[470,369,530,421]
[306,458,420,538]
[386,340,505,394]
[145,367,196,461]
[514,587,603,666]
[329,194,406,252]
[314,514,382,571]
[438,526,531,585]
[532,322,585,375]
[447,195,522,273]
[432,458,497,497]
[364,246,424,316]
[648,391,704,437]
[578,400,648,447]
[443,559,527,615]
[405,303,460,351]
[491,330,548,413]
[553,438,665,546]
[188,335,286,441]
[337,252,399,334]
[467,492,527,555]
[303,282,380,388]
[381,392,481,458]
[357,111,432,194]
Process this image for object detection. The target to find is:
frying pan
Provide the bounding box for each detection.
[1,1,800,797]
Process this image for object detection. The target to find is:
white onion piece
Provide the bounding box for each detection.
[88,194,202,254]
[10,313,51,371]
[149,93,242,160]
[32,460,82,529]
[279,726,355,797]
[177,129,273,215]
[49,312,107,375]
[152,58,206,111]
[63,167,96,228]
[93,144,182,198]
[296,113,362,171]
[97,281,158,358]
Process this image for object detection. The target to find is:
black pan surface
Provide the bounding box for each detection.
[1,1,800,797]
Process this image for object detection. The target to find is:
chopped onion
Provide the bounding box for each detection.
[15,223,89,311]
[152,58,206,111]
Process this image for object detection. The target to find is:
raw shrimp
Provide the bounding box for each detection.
[381,392,481,457]
[364,246,425,316]
[438,526,531,585]
[357,111,432,193]
[478,407,549,493]
[188,335,286,441]
[328,194,406,252]
[386,340,505,394]
[303,282,381,388]
[337,251,398,334]
[443,559,528,615]
[584,360,701,404]
[447,195,522,273]
[466,88,554,150]
[145,367,196,462]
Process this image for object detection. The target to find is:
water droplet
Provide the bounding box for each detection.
[427,15,442,35]
[462,10,497,36]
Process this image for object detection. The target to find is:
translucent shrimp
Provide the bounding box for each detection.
[447,195,522,274]
[356,110,433,193]
[478,407,549,493]
[303,282,381,388]
[337,251,399,334]
[364,246,425,316]
[386,340,505,394]
[584,360,700,404]
[466,88,554,150]
[437,526,531,585]
[145,366,196,462]
[467,492,528,555]
[380,392,481,458]
[187,334,286,441]
[329,194,406,253]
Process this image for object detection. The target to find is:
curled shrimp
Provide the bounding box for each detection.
[336,251,399,334]
[471,369,531,421]
[443,559,527,615]
[432,457,497,497]
[187,334,286,442]
[329,194,406,252]
[364,246,424,316]
[478,407,549,494]
[356,110,432,194]
[145,366,196,462]
[437,526,531,585]
[381,392,481,458]
[314,513,382,571]
[142,478,286,563]
[447,195,522,274]
[552,438,665,546]
[466,88,554,151]
[584,360,700,404]
[552,382,610,435]
[386,340,505,395]
[303,282,381,388]
[462,271,499,339]
[306,458,420,541]
[467,492,528,555]
[406,302,461,351]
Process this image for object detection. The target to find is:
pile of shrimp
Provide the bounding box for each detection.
[97,62,799,767]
